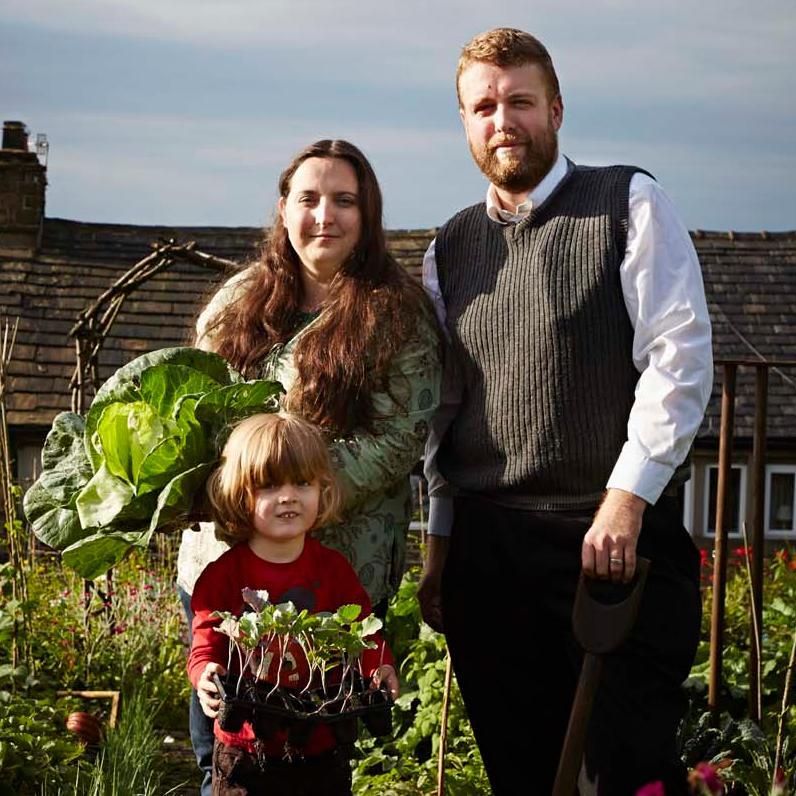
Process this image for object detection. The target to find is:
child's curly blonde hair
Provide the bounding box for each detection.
[206,412,342,544]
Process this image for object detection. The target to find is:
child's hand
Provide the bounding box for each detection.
[371,664,399,700]
[197,662,227,718]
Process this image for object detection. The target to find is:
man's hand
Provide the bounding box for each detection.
[582,489,647,582]
[196,661,226,718]
[418,535,449,632]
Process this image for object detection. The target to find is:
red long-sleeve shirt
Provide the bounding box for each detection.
[188,538,393,756]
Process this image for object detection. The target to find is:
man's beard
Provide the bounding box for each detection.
[470,122,558,195]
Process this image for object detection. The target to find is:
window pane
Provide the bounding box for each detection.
[707,467,741,534]
[769,473,795,531]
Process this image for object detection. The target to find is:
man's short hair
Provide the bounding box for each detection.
[456,28,561,106]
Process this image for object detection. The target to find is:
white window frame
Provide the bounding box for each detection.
[764,464,796,539]
[703,463,746,539]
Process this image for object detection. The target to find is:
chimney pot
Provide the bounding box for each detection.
[2,121,30,151]
[1,121,46,257]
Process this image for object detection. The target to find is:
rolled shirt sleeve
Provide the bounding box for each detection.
[606,173,713,504]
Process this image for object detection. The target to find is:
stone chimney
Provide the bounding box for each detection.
[0,121,47,258]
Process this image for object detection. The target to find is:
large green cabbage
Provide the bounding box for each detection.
[23,347,282,579]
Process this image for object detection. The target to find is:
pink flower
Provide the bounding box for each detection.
[691,762,724,795]
[636,782,666,796]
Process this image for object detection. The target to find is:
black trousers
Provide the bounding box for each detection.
[441,495,701,796]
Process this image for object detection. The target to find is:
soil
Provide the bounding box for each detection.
[158,729,202,794]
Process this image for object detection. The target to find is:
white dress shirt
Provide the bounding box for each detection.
[423,153,713,536]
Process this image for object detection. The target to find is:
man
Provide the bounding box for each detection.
[420,28,713,795]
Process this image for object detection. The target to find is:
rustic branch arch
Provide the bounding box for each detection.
[68,239,238,413]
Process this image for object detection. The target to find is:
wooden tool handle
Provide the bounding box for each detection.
[552,653,603,796]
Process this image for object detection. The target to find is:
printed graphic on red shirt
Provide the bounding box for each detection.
[254,636,311,687]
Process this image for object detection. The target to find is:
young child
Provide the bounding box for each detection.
[188,412,399,796]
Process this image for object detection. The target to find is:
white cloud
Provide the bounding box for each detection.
[4,0,793,230]
[5,0,793,52]
[3,1,794,99]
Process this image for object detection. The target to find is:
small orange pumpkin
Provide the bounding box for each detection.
[65,711,102,746]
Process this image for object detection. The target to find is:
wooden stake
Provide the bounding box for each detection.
[437,653,453,796]
[709,363,736,715]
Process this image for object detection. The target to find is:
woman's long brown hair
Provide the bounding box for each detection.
[200,139,433,434]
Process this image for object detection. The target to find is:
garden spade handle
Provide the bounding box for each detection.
[552,653,603,796]
[552,557,650,796]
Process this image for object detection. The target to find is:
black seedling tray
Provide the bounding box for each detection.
[212,671,393,742]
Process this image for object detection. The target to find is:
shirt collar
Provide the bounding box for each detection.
[485,152,569,224]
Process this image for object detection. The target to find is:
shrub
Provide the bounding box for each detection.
[0,665,84,794]
[353,573,489,795]
[683,547,796,793]
[10,551,190,729]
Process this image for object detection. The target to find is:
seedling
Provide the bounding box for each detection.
[210,588,392,741]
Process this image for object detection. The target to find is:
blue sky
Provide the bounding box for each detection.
[2,0,794,231]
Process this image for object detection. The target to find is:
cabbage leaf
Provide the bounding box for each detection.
[24,347,282,578]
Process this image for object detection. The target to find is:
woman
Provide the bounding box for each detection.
[177,140,441,793]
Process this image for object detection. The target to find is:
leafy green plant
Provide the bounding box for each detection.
[0,665,85,795]
[0,553,192,790]
[23,347,282,578]
[14,551,190,728]
[0,562,37,681]
[214,591,384,713]
[682,547,796,793]
[353,572,489,795]
[678,707,796,794]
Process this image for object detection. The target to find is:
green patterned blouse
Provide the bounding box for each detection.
[176,270,441,605]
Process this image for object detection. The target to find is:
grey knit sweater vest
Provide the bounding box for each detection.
[436,164,645,510]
